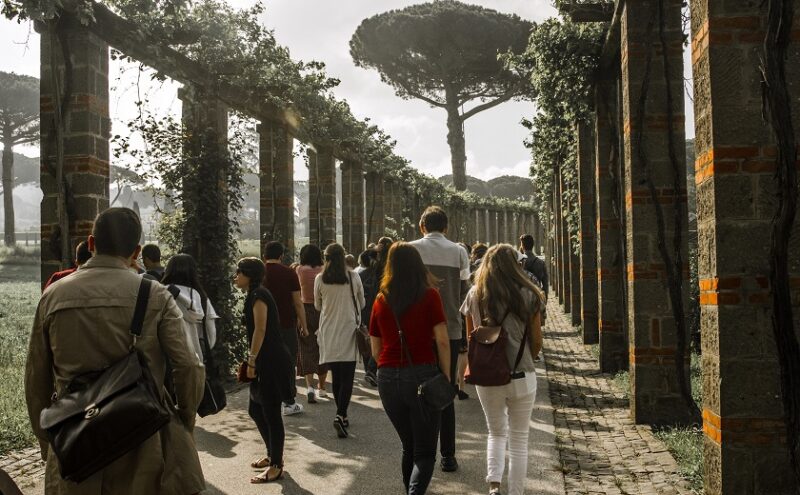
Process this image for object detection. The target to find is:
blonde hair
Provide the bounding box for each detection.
[473,244,544,324]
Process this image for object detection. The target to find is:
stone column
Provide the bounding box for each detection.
[578,121,599,344]
[341,160,365,253]
[308,145,336,247]
[475,208,486,243]
[258,120,294,257]
[621,0,693,425]
[40,24,110,286]
[487,209,498,244]
[691,2,800,492]
[595,77,627,373]
[559,170,572,314]
[365,171,385,244]
[497,209,507,244]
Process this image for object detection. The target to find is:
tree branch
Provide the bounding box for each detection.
[460,91,517,120]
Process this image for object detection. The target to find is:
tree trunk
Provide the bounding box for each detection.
[2,139,15,246]
[445,101,467,191]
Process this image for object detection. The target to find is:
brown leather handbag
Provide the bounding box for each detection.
[465,308,512,386]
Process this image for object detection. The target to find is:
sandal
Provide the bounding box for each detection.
[250,457,270,469]
[250,465,283,484]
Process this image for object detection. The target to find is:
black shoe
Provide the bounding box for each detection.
[441,456,458,472]
[364,370,377,387]
[334,416,348,438]
[457,390,469,400]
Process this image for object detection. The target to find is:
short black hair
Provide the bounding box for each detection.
[358,250,372,267]
[420,206,448,233]
[92,207,142,257]
[75,241,92,265]
[263,241,285,260]
[142,244,161,263]
[520,234,534,251]
[237,257,265,290]
[299,244,323,267]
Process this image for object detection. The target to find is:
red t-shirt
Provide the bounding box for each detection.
[263,262,301,329]
[44,268,76,290]
[369,288,447,368]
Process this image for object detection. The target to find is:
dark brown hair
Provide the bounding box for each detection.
[321,243,348,284]
[92,207,142,257]
[419,206,448,233]
[379,242,437,316]
[237,257,265,291]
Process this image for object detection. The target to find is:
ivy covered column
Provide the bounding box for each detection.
[257,120,294,257]
[595,77,627,373]
[366,171,385,243]
[308,145,337,246]
[691,1,800,491]
[341,159,365,253]
[577,121,599,343]
[559,170,572,313]
[552,179,562,301]
[39,23,110,286]
[621,0,694,425]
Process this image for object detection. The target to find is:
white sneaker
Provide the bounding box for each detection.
[317,389,328,399]
[282,403,304,416]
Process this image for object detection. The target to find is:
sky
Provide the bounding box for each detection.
[0,1,695,181]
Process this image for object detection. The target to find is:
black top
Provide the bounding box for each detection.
[523,251,549,299]
[243,287,293,405]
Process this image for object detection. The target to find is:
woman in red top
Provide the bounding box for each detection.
[369,242,451,495]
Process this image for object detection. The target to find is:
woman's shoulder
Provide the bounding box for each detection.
[251,286,275,304]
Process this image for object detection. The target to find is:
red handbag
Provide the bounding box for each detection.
[237,361,255,383]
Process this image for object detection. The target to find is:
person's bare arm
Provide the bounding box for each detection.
[528,311,543,358]
[292,291,308,337]
[247,300,268,379]
[433,322,451,381]
[370,336,382,362]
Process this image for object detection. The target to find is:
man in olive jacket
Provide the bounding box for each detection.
[25,207,206,495]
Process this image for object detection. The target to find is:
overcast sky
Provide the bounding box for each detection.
[0,1,694,181]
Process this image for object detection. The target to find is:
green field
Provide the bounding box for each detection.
[0,261,39,454]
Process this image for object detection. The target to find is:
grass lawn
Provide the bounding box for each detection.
[0,262,40,454]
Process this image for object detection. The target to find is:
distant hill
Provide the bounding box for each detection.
[438,174,533,201]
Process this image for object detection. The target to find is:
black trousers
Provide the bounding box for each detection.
[280,327,298,404]
[248,399,285,467]
[438,339,460,457]
[329,361,356,417]
[378,365,442,495]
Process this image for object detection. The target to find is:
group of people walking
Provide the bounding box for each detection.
[24,204,548,495]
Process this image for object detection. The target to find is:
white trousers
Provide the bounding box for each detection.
[475,373,538,495]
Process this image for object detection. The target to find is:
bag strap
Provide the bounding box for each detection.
[347,272,362,326]
[130,278,152,338]
[392,310,416,368]
[511,312,530,375]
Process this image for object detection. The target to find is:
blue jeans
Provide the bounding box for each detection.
[378,364,442,495]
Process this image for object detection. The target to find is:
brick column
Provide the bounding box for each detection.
[40,25,110,286]
[365,171,385,244]
[578,121,599,344]
[559,171,572,314]
[552,180,563,301]
[595,77,627,373]
[621,0,693,425]
[258,120,294,257]
[308,145,336,246]
[341,160,365,253]
[691,2,800,492]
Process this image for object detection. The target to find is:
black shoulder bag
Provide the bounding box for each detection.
[39,279,171,483]
[392,309,456,412]
[196,293,227,417]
